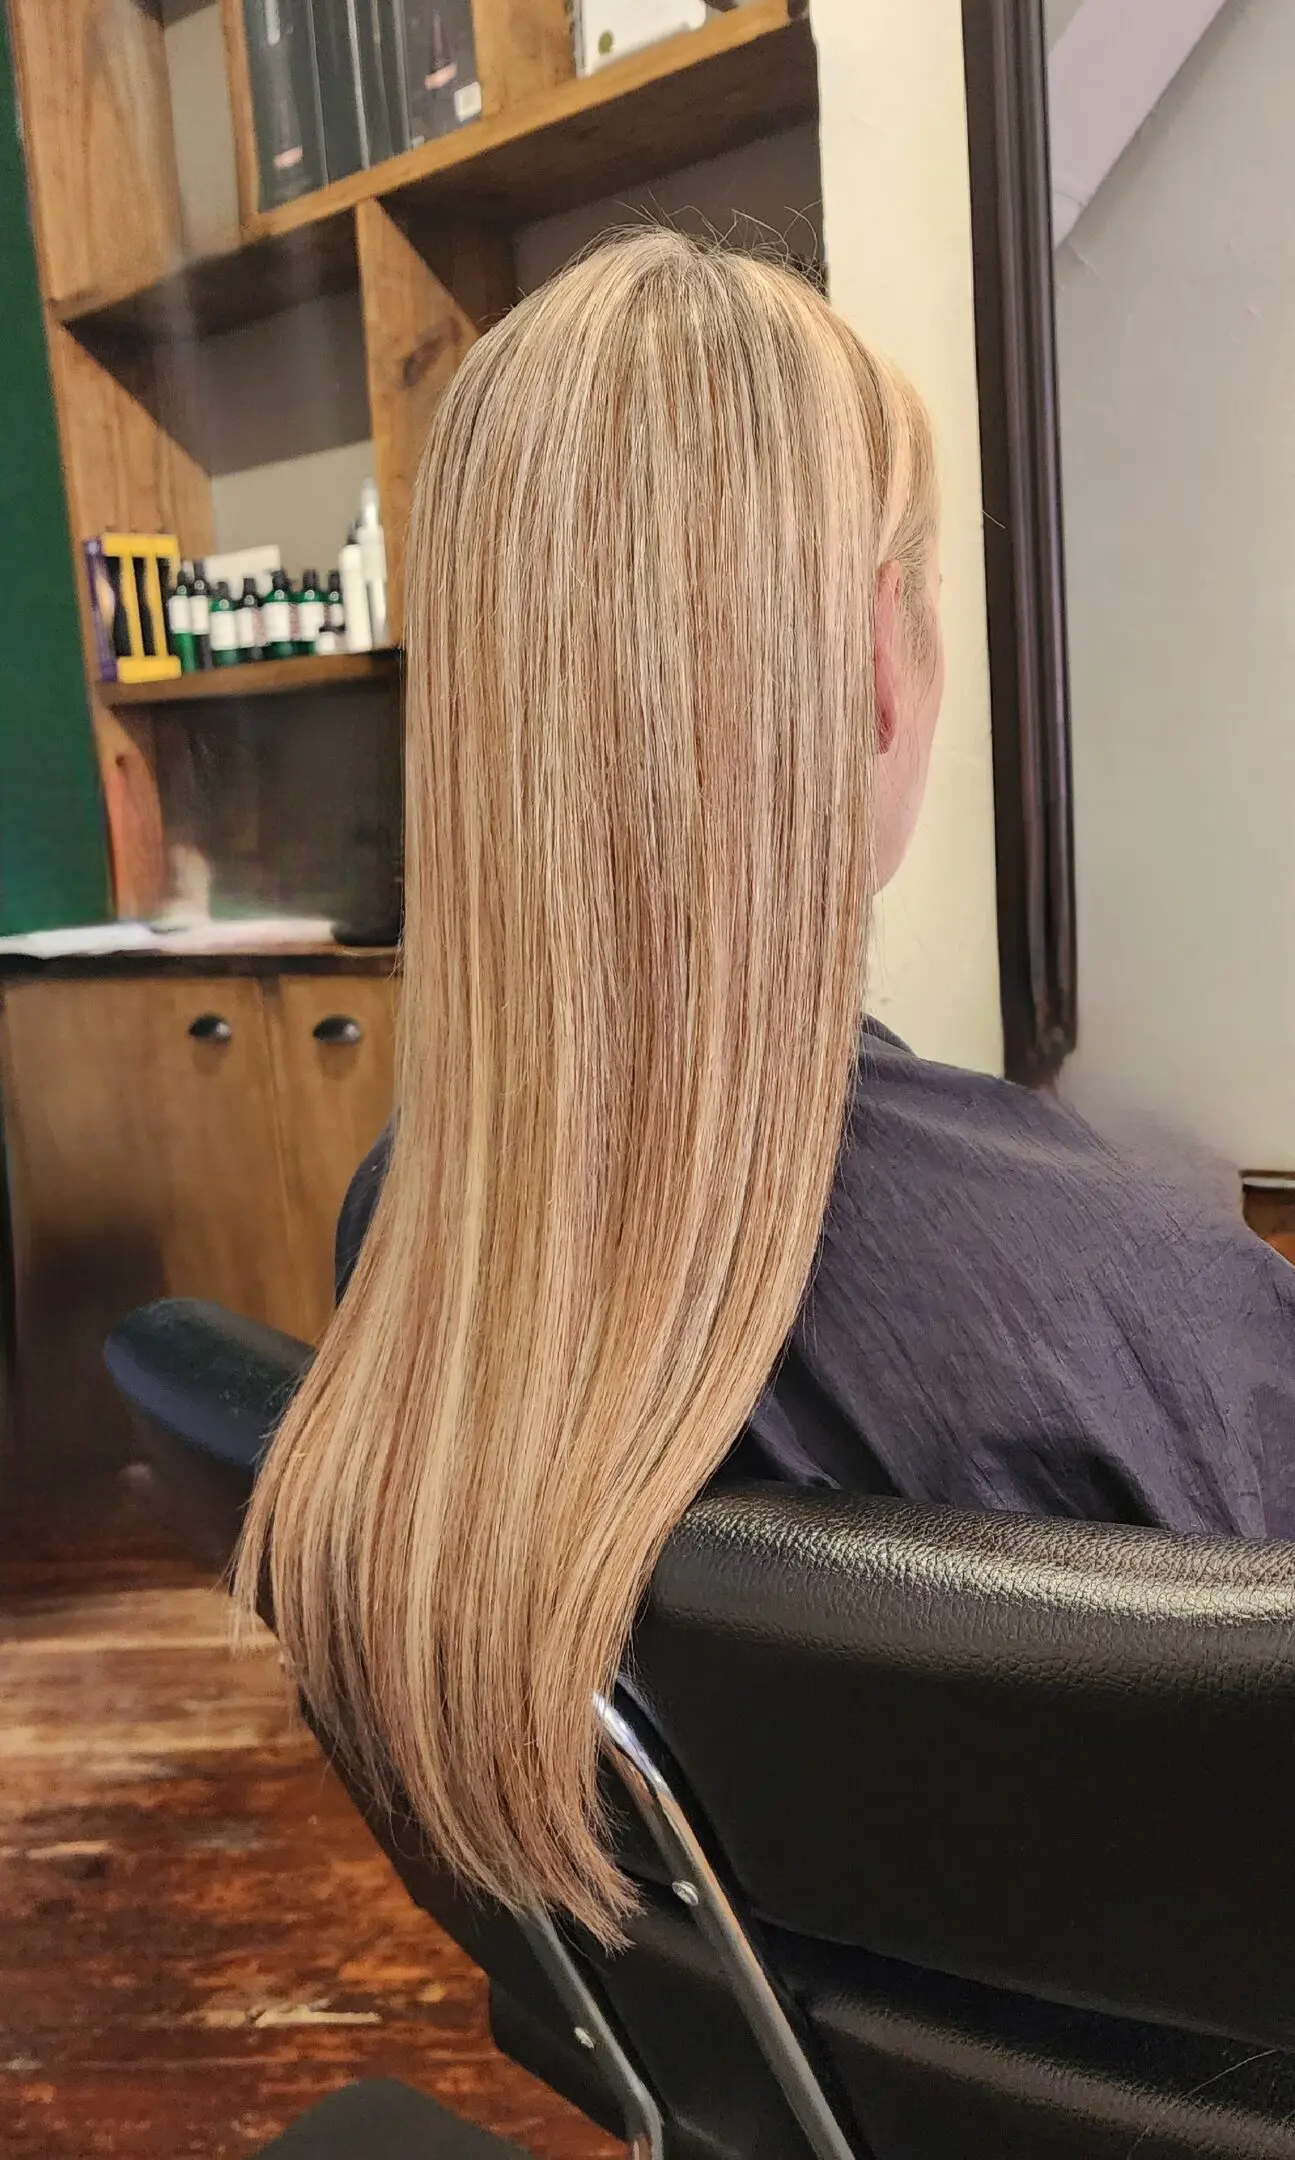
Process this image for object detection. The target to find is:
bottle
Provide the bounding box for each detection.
[295,567,326,653]
[356,478,389,646]
[134,557,160,658]
[325,569,346,638]
[339,528,373,653]
[209,581,239,667]
[188,559,213,669]
[165,563,197,673]
[261,568,296,659]
[236,575,263,662]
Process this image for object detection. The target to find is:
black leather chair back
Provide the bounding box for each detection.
[638,1487,1295,2042]
[105,1299,1295,2159]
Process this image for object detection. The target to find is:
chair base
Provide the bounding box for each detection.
[250,2080,528,2158]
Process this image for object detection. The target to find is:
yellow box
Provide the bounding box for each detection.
[100,532,182,681]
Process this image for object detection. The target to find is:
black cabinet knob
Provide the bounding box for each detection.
[188,1013,232,1044]
[313,1014,364,1046]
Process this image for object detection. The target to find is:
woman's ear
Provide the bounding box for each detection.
[873,560,905,755]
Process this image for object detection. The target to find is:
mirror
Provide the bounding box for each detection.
[1048,0,1288,1187]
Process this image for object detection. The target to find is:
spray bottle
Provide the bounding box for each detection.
[338,527,373,653]
[356,478,389,647]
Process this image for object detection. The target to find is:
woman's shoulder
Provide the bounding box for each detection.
[847,1024,1235,1264]
[814,1028,1295,1536]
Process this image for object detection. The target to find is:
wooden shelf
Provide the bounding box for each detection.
[100,651,400,709]
[57,1,816,346]
[56,218,360,349]
[17,0,812,919]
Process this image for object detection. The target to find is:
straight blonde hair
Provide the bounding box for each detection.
[234,232,936,1941]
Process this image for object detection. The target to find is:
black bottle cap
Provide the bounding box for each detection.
[216,580,231,597]
[241,576,260,598]
[303,567,318,586]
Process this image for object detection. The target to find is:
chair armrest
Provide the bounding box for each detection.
[104,1297,313,1471]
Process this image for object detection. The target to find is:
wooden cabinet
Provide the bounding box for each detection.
[266,976,397,1342]
[4,975,296,1322]
[0,960,395,1546]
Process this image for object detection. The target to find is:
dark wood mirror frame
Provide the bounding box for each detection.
[963,0,1076,1085]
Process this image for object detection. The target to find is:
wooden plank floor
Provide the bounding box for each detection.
[0,1553,623,2160]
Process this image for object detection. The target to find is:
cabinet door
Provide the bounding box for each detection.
[265,974,397,1342]
[0,975,299,1526]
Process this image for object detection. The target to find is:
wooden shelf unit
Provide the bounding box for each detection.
[57,2,816,345]
[100,650,401,710]
[6,0,817,918]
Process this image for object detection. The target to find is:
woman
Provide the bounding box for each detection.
[236,232,1295,1944]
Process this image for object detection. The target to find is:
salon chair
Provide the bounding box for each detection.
[106,1297,1295,2160]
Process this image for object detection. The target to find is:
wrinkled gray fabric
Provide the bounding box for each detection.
[336,1024,1295,1535]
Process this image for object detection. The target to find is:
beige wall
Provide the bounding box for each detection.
[1054,0,1295,1168]
[514,121,823,292]
[812,0,1001,1072]
[203,292,374,571]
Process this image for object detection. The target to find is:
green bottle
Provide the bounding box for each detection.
[209,580,239,668]
[189,559,213,669]
[295,567,325,654]
[165,563,197,674]
[261,568,297,660]
[236,576,263,663]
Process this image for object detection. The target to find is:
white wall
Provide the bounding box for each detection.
[1055,0,1295,1168]
[812,0,1002,1072]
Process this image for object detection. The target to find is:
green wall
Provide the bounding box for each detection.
[0,12,108,934]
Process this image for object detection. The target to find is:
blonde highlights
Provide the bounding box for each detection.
[234,233,935,1939]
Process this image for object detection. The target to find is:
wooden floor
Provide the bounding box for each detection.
[0,1546,622,2160]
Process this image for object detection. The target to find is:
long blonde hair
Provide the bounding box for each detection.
[234,232,935,1940]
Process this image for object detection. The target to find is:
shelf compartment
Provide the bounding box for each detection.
[100,651,400,709]
[57,1,816,346]
[56,216,360,350]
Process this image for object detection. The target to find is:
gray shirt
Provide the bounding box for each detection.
[336,1024,1295,1536]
